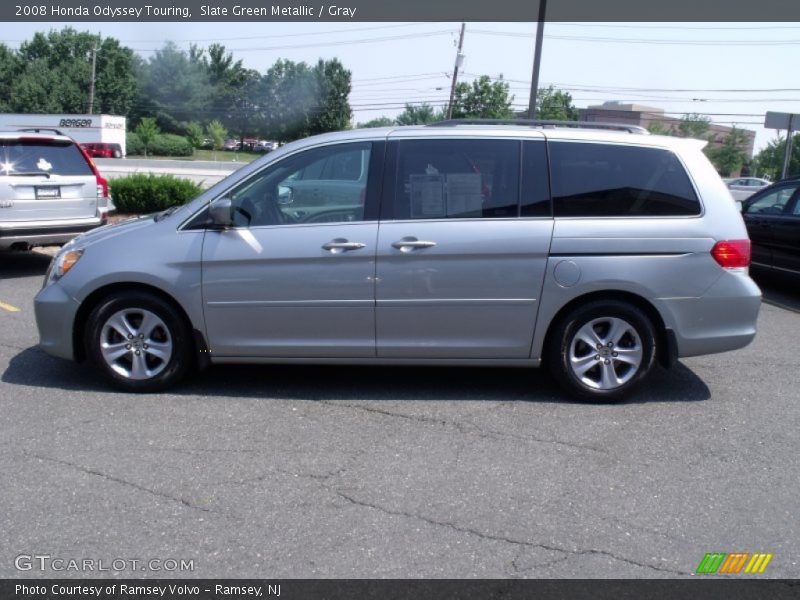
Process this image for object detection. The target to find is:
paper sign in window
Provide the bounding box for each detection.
[410,174,445,218]
[446,173,483,217]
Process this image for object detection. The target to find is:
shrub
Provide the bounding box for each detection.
[126,131,144,155]
[124,133,193,157]
[148,133,193,157]
[109,174,203,214]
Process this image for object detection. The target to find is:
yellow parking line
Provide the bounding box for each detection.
[0,301,21,312]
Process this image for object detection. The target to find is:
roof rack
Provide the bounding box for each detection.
[427,119,649,135]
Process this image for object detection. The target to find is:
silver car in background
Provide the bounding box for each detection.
[0,131,111,250]
[34,122,761,401]
[726,176,771,202]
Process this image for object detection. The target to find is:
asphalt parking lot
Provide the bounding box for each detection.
[1,251,798,579]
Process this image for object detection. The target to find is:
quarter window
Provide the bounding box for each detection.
[549,142,701,217]
[392,139,520,219]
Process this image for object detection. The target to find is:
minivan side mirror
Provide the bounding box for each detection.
[208,197,233,227]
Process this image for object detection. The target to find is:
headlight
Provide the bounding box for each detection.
[45,248,84,286]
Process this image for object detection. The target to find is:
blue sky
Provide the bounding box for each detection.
[3,21,799,154]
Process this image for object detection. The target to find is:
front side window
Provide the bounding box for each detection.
[227,142,371,227]
[745,186,798,215]
[549,142,701,217]
[392,139,520,220]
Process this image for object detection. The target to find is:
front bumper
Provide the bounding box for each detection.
[34,281,81,361]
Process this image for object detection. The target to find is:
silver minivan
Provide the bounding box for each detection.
[0,131,111,250]
[34,122,761,400]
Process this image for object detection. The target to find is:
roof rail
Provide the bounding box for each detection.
[427,119,649,135]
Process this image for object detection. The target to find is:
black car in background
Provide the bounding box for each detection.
[742,176,800,276]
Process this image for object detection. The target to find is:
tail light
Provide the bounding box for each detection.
[76,142,110,216]
[711,240,751,269]
[96,175,109,199]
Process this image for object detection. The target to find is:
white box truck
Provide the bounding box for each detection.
[0,114,126,157]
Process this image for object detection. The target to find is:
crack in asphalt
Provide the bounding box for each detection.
[316,400,606,454]
[334,490,690,576]
[215,465,350,487]
[24,452,216,514]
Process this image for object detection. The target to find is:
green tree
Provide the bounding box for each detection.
[260,59,314,143]
[139,42,212,132]
[307,58,352,136]
[535,85,578,121]
[135,117,160,157]
[259,58,352,143]
[206,119,228,160]
[647,120,672,135]
[677,113,711,139]
[395,103,444,125]
[358,116,394,128]
[706,126,749,177]
[92,37,139,115]
[185,121,205,153]
[8,28,137,115]
[451,75,515,119]
[0,44,22,112]
[753,134,800,180]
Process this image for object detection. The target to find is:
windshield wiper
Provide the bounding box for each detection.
[153,205,180,222]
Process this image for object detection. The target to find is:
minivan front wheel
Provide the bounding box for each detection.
[547,300,656,402]
[85,291,192,392]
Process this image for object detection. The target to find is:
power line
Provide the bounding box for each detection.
[469,30,800,46]
[126,30,456,53]
[0,23,436,44]
[552,22,800,31]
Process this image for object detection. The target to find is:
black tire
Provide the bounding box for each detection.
[546,299,657,402]
[84,291,193,392]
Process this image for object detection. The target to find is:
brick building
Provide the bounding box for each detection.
[579,101,756,163]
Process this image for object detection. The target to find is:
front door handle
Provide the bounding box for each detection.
[391,237,437,252]
[322,239,366,253]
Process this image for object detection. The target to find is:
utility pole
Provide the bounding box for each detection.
[527,0,547,119]
[446,22,466,120]
[87,41,98,114]
[781,115,795,179]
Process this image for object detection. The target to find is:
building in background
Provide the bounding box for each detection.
[579,101,755,164]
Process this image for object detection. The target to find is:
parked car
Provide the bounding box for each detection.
[34,121,761,401]
[255,140,279,152]
[741,176,800,276]
[81,142,124,159]
[222,139,239,151]
[726,177,771,202]
[1,131,112,250]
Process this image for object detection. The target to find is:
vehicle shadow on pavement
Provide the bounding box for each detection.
[751,269,800,313]
[0,251,52,280]
[3,346,710,404]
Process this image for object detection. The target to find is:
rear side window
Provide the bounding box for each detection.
[549,142,700,217]
[0,140,93,177]
[392,139,519,219]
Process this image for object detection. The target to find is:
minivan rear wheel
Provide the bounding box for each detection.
[85,291,192,392]
[547,300,656,402]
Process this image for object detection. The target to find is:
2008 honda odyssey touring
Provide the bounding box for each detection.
[34,121,761,401]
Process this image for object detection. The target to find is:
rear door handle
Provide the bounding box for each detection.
[322,239,366,253]
[391,237,437,252]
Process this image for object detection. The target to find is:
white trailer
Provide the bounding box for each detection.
[0,114,126,157]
